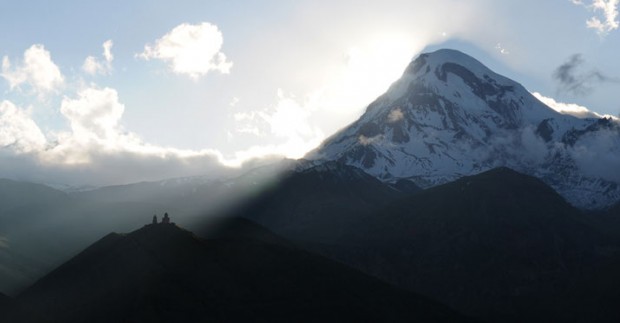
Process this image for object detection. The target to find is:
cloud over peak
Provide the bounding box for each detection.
[138,22,233,79]
[1,44,64,95]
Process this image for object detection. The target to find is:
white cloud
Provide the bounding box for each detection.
[264,90,319,139]
[494,43,510,55]
[0,101,47,153]
[1,44,64,95]
[569,127,620,182]
[358,134,384,146]
[0,85,235,185]
[573,0,619,35]
[387,107,404,123]
[82,57,105,75]
[532,92,617,119]
[519,125,549,164]
[103,40,113,63]
[138,22,232,79]
[233,111,264,136]
[83,40,114,75]
[232,89,324,159]
[60,87,124,143]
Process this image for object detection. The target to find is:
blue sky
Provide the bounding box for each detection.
[1,0,619,185]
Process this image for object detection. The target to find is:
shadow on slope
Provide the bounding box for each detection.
[216,165,620,322]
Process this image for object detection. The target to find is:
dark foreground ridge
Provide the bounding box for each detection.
[3,217,473,323]
[221,165,620,322]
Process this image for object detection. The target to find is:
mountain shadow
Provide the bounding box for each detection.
[326,167,620,322]
[0,292,14,321]
[10,218,472,323]
[222,163,620,322]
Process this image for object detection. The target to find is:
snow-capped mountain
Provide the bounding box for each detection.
[308,49,620,209]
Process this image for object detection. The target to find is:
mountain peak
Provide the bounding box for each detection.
[310,48,620,209]
[404,49,492,77]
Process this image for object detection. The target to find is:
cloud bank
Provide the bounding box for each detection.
[138,22,232,79]
[0,85,235,186]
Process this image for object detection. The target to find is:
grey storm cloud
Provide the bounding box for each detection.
[553,54,620,96]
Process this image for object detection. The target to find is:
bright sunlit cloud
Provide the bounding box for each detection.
[232,89,324,159]
[0,100,47,153]
[138,22,233,79]
[1,44,64,96]
[532,92,618,119]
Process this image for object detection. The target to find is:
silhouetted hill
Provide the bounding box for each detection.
[0,292,11,309]
[603,201,620,221]
[13,221,471,323]
[0,292,17,322]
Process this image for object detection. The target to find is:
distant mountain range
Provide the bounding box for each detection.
[2,220,470,323]
[308,49,620,209]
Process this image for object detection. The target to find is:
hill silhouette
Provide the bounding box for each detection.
[0,292,13,320]
[11,219,472,323]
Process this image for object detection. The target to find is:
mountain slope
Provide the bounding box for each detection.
[308,48,620,209]
[0,179,75,295]
[13,220,471,323]
[223,163,620,321]
[323,167,620,322]
[0,179,70,232]
[0,292,12,311]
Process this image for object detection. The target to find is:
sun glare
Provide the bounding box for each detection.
[326,34,421,116]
